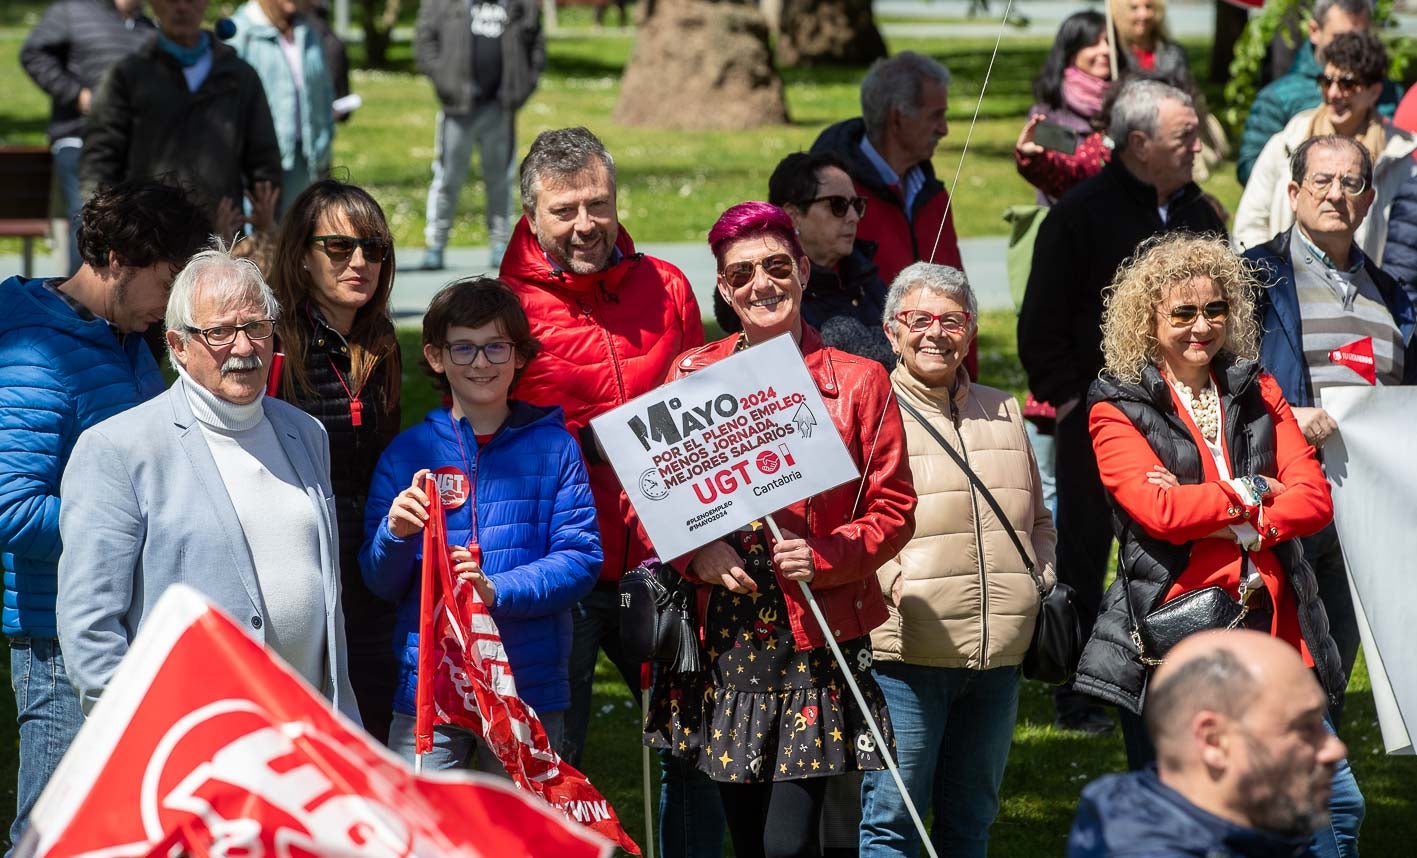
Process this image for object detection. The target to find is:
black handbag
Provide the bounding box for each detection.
[619,558,700,674]
[1128,552,1259,667]
[897,399,1082,685]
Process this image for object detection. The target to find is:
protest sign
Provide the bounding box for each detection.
[591,334,860,560]
[18,585,613,858]
[1320,386,1415,755]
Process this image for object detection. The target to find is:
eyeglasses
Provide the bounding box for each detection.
[720,253,796,289]
[186,318,277,347]
[895,310,973,334]
[1314,72,1369,95]
[1303,172,1368,197]
[808,195,868,218]
[310,234,391,263]
[446,340,515,365]
[1165,301,1229,328]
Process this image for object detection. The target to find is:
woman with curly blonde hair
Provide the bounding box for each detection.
[1072,234,1351,799]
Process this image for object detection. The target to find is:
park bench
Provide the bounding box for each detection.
[0,146,53,278]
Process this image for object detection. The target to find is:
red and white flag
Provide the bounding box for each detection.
[1329,336,1377,385]
[16,584,613,858]
[414,477,641,855]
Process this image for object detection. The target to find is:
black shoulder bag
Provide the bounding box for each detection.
[619,558,701,674]
[897,397,1083,685]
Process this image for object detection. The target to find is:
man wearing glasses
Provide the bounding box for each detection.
[56,244,361,726]
[1246,134,1417,724]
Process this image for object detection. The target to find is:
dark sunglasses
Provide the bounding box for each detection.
[1315,73,1368,94]
[808,195,868,218]
[720,253,796,289]
[310,234,391,263]
[1166,300,1229,328]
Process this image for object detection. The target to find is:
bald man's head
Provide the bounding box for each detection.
[1141,630,1345,838]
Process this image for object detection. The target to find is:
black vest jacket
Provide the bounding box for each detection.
[1074,356,1343,714]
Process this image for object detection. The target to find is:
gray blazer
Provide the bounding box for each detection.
[56,379,360,720]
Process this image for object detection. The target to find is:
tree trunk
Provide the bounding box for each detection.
[1210,0,1250,85]
[357,0,401,68]
[614,0,789,130]
[776,0,886,68]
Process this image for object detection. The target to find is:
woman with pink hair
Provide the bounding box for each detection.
[642,202,917,858]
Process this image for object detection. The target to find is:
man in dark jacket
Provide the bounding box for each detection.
[1246,135,1417,721]
[1018,78,1226,734]
[79,0,281,232]
[0,180,208,849]
[1068,630,1349,858]
[414,0,544,270]
[20,0,153,273]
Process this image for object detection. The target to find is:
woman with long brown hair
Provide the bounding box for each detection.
[269,178,402,742]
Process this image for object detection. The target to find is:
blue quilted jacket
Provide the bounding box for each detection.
[360,403,601,716]
[0,276,164,637]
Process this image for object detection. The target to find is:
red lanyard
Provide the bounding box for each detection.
[449,412,480,550]
[328,356,366,427]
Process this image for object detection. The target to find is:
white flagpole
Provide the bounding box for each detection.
[763,513,937,858]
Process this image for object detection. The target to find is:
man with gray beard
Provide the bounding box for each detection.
[56,244,360,722]
[1067,629,1351,857]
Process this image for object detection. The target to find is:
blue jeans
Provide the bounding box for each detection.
[860,663,1021,858]
[52,142,83,275]
[563,586,725,858]
[1024,420,1057,516]
[389,709,564,775]
[9,637,84,854]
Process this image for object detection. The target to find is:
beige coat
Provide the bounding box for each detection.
[871,365,1057,669]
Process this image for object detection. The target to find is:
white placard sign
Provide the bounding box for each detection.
[591,334,861,561]
[1319,386,1416,755]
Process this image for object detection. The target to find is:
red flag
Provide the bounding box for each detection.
[1329,336,1377,385]
[17,585,612,858]
[412,478,642,855]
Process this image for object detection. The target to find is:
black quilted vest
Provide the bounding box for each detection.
[1074,356,1342,714]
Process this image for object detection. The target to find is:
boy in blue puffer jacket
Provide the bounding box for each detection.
[361,277,601,766]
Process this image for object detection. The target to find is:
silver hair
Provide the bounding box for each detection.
[519,126,617,212]
[165,239,281,370]
[883,262,978,333]
[860,52,952,145]
[1108,79,1194,154]
[1312,0,1372,28]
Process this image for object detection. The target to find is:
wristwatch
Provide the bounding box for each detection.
[1243,475,1271,500]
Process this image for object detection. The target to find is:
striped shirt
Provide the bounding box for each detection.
[1291,233,1404,404]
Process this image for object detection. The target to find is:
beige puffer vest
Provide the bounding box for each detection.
[871,365,1057,669]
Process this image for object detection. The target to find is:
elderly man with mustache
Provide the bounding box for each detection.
[56,243,361,724]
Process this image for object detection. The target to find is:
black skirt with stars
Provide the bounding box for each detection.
[644,524,893,784]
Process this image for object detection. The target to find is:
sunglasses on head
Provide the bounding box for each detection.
[720,253,796,289]
[1166,300,1230,327]
[310,234,391,263]
[808,195,868,218]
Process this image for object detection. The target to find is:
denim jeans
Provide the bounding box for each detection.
[52,141,83,275]
[563,586,726,858]
[1024,420,1057,516]
[424,104,515,264]
[9,636,84,855]
[1119,709,1363,858]
[389,709,564,775]
[860,663,1021,858]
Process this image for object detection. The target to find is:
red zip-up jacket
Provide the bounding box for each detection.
[501,217,705,582]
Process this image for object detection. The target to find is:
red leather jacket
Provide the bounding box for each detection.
[669,328,917,650]
[501,217,705,581]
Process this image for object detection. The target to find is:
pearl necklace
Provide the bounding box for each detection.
[1177,380,1220,442]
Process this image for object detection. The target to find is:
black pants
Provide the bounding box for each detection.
[1052,404,1117,713]
[719,778,828,858]
[1300,522,1360,726]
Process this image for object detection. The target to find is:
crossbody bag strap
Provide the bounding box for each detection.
[896,397,1044,593]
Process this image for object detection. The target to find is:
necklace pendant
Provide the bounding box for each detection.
[350,397,364,427]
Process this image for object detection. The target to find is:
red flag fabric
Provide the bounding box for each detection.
[412,477,642,855]
[17,585,612,858]
[1329,336,1377,385]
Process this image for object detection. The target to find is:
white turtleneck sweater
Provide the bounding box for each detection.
[180,371,327,689]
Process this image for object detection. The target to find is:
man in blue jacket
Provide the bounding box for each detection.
[1245,135,1417,725]
[0,180,208,849]
[1068,630,1349,858]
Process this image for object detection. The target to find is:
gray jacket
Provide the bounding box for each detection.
[413,0,545,113]
[56,379,360,721]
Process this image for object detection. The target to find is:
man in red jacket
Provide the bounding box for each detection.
[498,126,719,856]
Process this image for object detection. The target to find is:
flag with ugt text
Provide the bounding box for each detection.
[16,584,613,858]
[414,476,641,855]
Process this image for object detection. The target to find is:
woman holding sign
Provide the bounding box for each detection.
[643,202,916,858]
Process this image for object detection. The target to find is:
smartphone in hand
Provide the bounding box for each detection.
[1034,121,1080,155]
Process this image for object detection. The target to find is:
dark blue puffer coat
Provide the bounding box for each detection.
[360,402,601,716]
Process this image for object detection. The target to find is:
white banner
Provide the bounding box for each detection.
[591,335,860,561]
[1321,386,1415,755]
